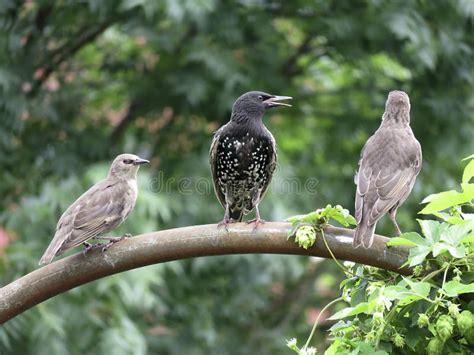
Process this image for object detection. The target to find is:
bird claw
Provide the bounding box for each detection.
[83,242,93,256]
[99,234,130,254]
[247,218,266,232]
[217,218,237,231]
[82,242,104,256]
[101,242,112,254]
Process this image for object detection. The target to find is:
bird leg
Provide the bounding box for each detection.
[99,234,131,253]
[82,242,104,256]
[389,209,402,236]
[247,205,265,231]
[82,242,94,256]
[218,193,238,231]
[247,189,265,230]
[217,203,235,231]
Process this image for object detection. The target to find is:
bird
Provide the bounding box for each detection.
[39,154,149,265]
[353,90,422,248]
[210,91,292,227]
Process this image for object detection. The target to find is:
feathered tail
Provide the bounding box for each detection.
[353,219,377,249]
[39,232,65,265]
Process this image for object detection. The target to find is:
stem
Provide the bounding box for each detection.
[320,228,350,274]
[442,262,451,290]
[421,265,446,282]
[375,300,399,348]
[320,227,380,283]
[397,292,436,304]
[303,297,344,350]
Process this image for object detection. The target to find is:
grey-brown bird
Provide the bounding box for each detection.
[210,91,292,227]
[39,154,149,265]
[353,90,422,248]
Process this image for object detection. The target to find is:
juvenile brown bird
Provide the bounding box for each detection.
[353,90,422,248]
[39,154,149,265]
[210,91,292,227]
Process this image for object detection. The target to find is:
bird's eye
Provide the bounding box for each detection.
[123,159,132,164]
[258,95,263,101]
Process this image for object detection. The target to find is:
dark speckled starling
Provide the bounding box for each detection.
[353,90,422,249]
[210,91,292,227]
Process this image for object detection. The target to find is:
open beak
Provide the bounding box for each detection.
[133,158,150,165]
[263,95,293,108]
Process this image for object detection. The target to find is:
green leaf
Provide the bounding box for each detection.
[286,205,357,227]
[328,320,354,334]
[419,189,473,215]
[286,211,321,223]
[408,247,431,267]
[325,339,352,355]
[405,326,424,350]
[322,205,357,227]
[443,280,474,297]
[460,234,474,244]
[409,248,431,267]
[432,242,465,258]
[462,158,474,184]
[441,223,474,245]
[418,219,442,243]
[330,212,357,227]
[328,302,370,320]
[353,342,389,355]
[435,213,467,224]
[461,182,474,200]
[384,279,432,306]
[387,232,426,247]
[384,285,408,300]
[403,278,431,298]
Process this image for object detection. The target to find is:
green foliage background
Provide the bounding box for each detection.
[0,1,473,354]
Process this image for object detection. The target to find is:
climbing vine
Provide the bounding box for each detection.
[287,156,474,354]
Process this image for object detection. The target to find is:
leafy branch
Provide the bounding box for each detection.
[286,156,474,354]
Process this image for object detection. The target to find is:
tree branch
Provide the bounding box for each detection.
[109,99,141,141]
[109,24,199,141]
[0,223,410,324]
[29,9,137,96]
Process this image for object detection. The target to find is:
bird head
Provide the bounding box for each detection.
[109,154,149,179]
[387,90,410,108]
[383,90,411,123]
[231,91,292,122]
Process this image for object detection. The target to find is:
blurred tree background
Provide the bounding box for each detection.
[0,0,473,354]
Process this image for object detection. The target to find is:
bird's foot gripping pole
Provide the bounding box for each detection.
[217,203,238,231]
[82,242,104,256]
[246,218,266,231]
[99,234,132,253]
[246,207,265,231]
[217,218,238,232]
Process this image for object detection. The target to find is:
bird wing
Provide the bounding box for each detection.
[367,168,415,225]
[355,133,422,226]
[209,129,226,209]
[55,180,129,254]
[259,133,277,201]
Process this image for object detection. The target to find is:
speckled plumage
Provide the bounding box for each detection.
[210,91,291,225]
[353,91,422,248]
[39,154,149,265]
